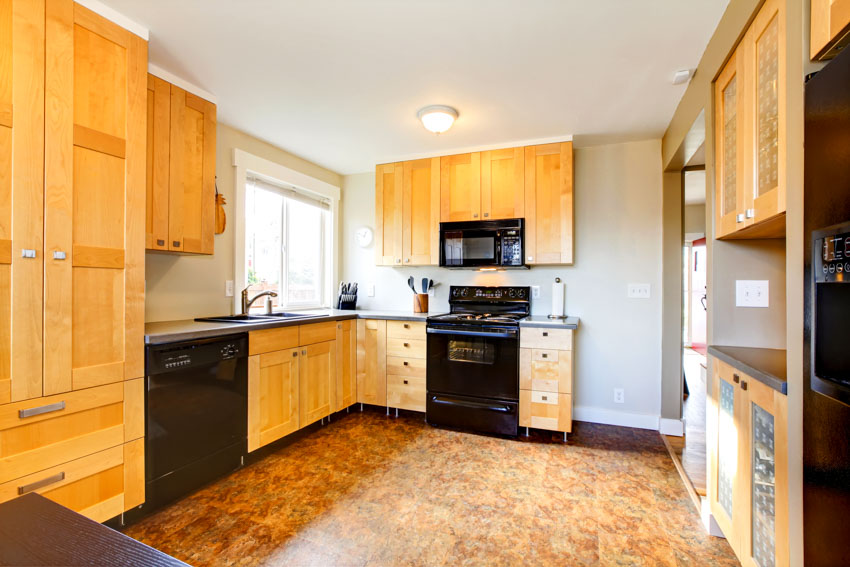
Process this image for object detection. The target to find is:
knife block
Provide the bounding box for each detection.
[413,294,429,313]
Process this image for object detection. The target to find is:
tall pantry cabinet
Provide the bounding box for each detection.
[0,0,146,523]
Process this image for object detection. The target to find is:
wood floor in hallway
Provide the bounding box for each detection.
[123,410,737,566]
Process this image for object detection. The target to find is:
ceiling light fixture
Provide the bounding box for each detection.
[417,105,458,134]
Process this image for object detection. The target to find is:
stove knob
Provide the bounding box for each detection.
[509,289,516,298]
[462,289,469,297]
[452,288,459,297]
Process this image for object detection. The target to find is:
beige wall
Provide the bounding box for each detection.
[661,173,683,422]
[343,140,667,429]
[684,204,706,235]
[145,123,342,323]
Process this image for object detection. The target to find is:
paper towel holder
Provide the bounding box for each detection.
[548,277,568,320]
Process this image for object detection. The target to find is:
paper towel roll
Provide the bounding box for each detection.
[551,281,566,318]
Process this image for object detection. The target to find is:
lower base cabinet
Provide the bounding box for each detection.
[356,319,387,406]
[299,340,335,427]
[518,328,574,435]
[386,321,426,412]
[709,357,788,566]
[248,347,299,452]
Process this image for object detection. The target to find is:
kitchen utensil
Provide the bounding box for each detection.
[413,293,429,313]
[408,276,417,294]
[422,278,429,294]
[214,187,227,235]
[429,279,435,292]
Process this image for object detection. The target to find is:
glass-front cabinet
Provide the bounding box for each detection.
[709,357,788,566]
[713,0,786,239]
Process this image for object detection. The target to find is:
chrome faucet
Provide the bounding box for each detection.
[241,287,278,314]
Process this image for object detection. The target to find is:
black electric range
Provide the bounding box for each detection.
[425,286,529,436]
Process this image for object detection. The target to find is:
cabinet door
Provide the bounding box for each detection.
[0,0,44,404]
[811,0,850,60]
[481,148,523,220]
[168,86,215,254]
[44,1,146,394]
[741,376,788,567]
[375,162,402,266]
[402,157,439,266]
[247,348,299,452]
[750,0,785,228]
[440,152,481,222]
[299,340,334,427]
[709,359,746,555]
[714,48,747,238]
[145,74,169,250]
[524,142,573,265]
[334,320,356,412]
[356,319,386,405]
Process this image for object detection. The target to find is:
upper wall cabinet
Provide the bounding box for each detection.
[375,162,402,266]
[714,0,786,240]
[524,142,574,265]
[146,74,216,254]
[481,148,524,220]
[811,0,850,60]
[440,152,481,222]
[402,157,440,266]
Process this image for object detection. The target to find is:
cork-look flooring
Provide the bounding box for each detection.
[124,411,738,566]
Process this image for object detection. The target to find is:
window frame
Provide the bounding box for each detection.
[233,149,340,314]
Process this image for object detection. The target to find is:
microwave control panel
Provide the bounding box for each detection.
[500,231,523,266]
[816,231,850,282]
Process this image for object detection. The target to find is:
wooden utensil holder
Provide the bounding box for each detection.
[413,294,429,313]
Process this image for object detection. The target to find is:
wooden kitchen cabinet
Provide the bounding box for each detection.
[145,73,216,254]
[402,157,440,265]
[714,0,786,240]
[708,358,788,566]
[811,0,850,60]
[440,152,481,222]
[334,320,356,412]
[299,340,335,427]
[524,142,574,265]
[356,319,387,406]
[247,347,299,452]
[375,162,403,266]
[518,327,574,435]
[386,321,426,412]
[481,147,524,220]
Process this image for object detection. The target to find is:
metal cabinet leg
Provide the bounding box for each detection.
[563,432,567,443]
[395,408,399,418]
[524,427,529,437]
[360,403,364,412]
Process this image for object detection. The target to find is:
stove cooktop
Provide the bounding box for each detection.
[427,312,526,325]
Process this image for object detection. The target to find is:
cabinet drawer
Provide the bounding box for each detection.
[387,320,426,340]
[520,328,573,350]
[386,356,426,377]
[387,375,426,412]
[249,326,299,356]
[519,390,572,433]
[0,383,125,484]
[387,338,426,359]
[299,321,337,346]
[519,348,572,393]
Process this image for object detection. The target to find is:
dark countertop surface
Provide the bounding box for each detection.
[0,493,186,566]
[708,345,788,395]
[520,316,580,329]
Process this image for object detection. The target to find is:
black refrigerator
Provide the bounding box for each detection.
[804,45,850,566]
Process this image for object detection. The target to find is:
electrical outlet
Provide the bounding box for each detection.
[531,286,541,299]
[614,388,625,404]
[735,280,769,308]
[428,287,435,297]
[225,280,234,297]
[627,283,651,299]
[367,283,375,297]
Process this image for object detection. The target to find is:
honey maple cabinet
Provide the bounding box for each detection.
[519,327,573,436]
[811,0,850,60]
[481,148,524,220]
[709,358,788,566]
[440,152,481,222]
[524,142,574,264]
[146,73,216,254]
[714,0,786,239]
[375,162,402,265]
[0,0,146,523]
[334,320,356,412]
[402,158,440,265]
[247,346,299,452]
[356,319,387,406]
[299,340,335,427]
[386,321,426,413]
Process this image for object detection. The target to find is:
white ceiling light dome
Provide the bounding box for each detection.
[417,105,458,134]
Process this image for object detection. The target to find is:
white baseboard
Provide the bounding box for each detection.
[573,406,660,430]
[701,498,726,538]
[659,418,685,436]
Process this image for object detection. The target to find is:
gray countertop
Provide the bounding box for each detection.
[145,310,581,345]
[707,345,787,395]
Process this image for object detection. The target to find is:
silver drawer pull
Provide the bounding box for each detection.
[745,208,755,219]
[18,472,65,495]
[19,401,65,419]
[53,251,66,260]
[21,249,36,259]
[736,213,746,223]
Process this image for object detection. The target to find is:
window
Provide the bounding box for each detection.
[244,174,330,311]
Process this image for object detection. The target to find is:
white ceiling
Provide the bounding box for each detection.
[102,0,729,175]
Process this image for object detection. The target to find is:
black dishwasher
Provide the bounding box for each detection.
[142,335,248,514]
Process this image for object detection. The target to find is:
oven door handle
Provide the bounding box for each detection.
[426,327,517,339]
[429,395,514,413]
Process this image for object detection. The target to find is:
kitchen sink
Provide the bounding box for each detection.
[194,313,328,324]
[262,312,328,319]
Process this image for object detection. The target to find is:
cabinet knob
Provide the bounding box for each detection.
[157,239,165,246]
[741,380,748,391]
[483,213,489,218]
[403,361,409,366]
[52,251,66,260]
[527,256,534,262]
[173,240,181,247]
[405,259,410,263]
[293,352,298,357]
[542,395,548,401]
[542,353,548,358]
[302,350,306,355]
[403,342,409,347]
[542,332,548,337]
[338,324,342,329]
[473,213,479,218]
[733,374,740,383]
[21,249,36,259]
[403,380,408,385]
[736,214,745,223]
[404,324,410,329]
[745,208,755,219]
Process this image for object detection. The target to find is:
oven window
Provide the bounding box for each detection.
[448,338,495,364]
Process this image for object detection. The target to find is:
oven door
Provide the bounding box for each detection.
[426,324,519,400]
[441,228,500,267]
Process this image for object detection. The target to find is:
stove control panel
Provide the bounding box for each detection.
[449,286,530,301]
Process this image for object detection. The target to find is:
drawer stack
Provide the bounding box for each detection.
[386,321,427,412]
[519,328,574,435]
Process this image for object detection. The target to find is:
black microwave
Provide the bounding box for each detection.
[439,218,525,268]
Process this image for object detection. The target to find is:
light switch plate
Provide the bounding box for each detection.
[367,283,375,297]
[627,283,651,299]
[225,280,234,297]
[736,280,769,307]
